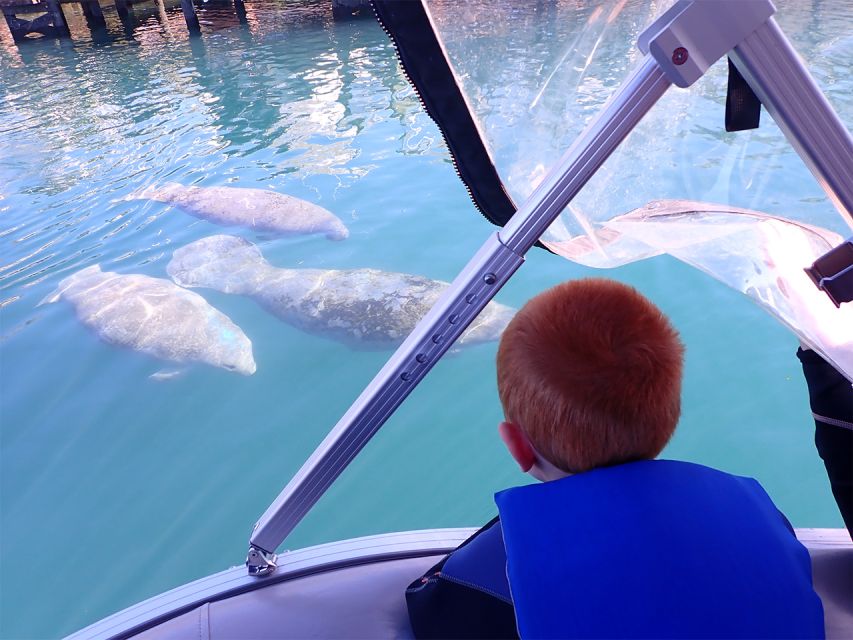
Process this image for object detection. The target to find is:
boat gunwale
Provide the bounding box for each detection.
[65,527,477,640]
[65,527,850,640]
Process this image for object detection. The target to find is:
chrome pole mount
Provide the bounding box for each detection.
[246,545,277,577]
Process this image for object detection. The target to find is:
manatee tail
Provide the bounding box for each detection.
[167,235,269,296]
[38,264,103,306]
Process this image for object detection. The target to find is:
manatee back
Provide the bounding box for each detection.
[283,269,446,346]
[160,185,349,239]
[57,268,255,374]
[249,190,349,240]
[256,266,514,348]
[167,234,270,295]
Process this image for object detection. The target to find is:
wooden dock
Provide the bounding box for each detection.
[0,0,369,43]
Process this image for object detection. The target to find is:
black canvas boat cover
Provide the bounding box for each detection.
[371,0,853,379]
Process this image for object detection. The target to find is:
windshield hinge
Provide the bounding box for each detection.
[246,545,277,577]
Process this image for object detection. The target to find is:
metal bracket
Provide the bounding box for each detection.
[246,545,277,577]
[805,238,853,308]
[638,0,774,88]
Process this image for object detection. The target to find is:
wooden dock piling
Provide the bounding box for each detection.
[78,0,104,29]
[1,1,69,41]
[331,0,371,20]
[44,0,69,35]
[1,0,369,44]
[112,0,129,20]
[179,0,199,34]
[234,0,246,24]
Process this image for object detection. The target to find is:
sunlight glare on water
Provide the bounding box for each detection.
[0,1,849,637]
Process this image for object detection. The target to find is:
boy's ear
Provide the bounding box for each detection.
[498,421,536,473]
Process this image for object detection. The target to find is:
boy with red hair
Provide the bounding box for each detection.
[496,277,682,479]
[407,278,824,639]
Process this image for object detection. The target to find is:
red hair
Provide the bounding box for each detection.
[496,278,683,473]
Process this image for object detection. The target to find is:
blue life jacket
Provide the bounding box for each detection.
[494,459,824,639]
[441,516,513,604]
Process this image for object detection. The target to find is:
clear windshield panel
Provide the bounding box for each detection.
[1,3,851,638]
[426,0,853,377]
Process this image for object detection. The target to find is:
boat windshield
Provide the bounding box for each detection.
[405,0,853,377]
[1,2,850,637]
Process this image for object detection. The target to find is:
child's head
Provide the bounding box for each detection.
[496,278,684,475]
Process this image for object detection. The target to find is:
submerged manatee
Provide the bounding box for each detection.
[41,265,256,375]
[167,235,516,348]
[127,183,349,240]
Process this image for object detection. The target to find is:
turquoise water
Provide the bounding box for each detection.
[0,1,849,637]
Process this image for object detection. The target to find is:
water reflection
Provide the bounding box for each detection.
[0,1,435,316]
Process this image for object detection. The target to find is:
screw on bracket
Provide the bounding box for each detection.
[672,47,689,65]
[246,545,278,577]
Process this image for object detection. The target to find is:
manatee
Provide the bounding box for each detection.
[41,265,256,375]
[167,235,516,348]
[126,183,349,241]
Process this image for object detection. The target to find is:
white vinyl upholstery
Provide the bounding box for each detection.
[134,554,437,639]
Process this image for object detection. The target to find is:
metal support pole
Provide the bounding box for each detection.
[247,56,671,570]
[731,19,853,230]
[180,0,201,35]
[637,0,853,231]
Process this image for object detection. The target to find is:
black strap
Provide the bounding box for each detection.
[796,348,853,538]
[725,58,762,132]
